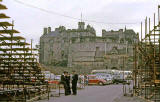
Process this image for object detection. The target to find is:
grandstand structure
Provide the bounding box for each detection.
[0,1,49,101]
[133,5,160,102]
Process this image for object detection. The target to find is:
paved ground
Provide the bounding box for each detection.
[36,84,145,102]
[114,96,146,102]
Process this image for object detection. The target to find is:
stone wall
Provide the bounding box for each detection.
[39,22,137,70]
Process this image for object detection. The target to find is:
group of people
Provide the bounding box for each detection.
[60,70,78,96]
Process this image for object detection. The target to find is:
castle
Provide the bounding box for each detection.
[39,22,138,70]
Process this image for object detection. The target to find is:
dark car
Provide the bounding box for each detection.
[112,75,129,85]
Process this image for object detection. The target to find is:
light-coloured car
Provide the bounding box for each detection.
[95,73,113,84]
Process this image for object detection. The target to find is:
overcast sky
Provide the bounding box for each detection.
[2,0,160,46]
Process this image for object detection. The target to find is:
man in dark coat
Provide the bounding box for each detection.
[72,70,78,95]
[60,71,69,96]
[66,72,71,95]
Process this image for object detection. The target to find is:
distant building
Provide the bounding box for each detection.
[39,22,138,70]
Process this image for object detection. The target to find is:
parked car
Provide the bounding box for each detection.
[88,75,107,85]
[48,80,59,84]
[104,74,113,84]
[95,73,113,84]
[112,74,129,84]
[47,75,61,85]
[54,75,61,80]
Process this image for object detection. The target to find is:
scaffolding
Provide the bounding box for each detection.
[0,1,49,101]
[133,5,160,102]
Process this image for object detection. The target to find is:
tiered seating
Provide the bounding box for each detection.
[133,7,160,102]
[0,1,48,101]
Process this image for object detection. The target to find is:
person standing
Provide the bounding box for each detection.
[66,72,71,95]
[84,75,89,86]
[60,71,69,96]
[72,70,78,95]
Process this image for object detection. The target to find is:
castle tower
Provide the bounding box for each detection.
[78,22,85,30]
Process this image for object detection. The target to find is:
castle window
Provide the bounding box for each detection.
[61,50,64,57]
[72,39,76,43]
[96,47,99,51]
[80,37,85,42]
[120,38,124,43]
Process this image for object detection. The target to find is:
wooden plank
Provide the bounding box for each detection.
[0,4,7,9]
[0,29,20,34]
[0,13,10,19]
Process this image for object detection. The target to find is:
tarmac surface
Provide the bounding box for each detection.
[36,84,145,102]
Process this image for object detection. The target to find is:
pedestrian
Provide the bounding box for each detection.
[84,75,88,86]
[66,72,71,95]
[72,70,78,95]
[60,71,69,96]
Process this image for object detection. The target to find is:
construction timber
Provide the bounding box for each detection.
[133,5,160,102]
[0,1,49,101]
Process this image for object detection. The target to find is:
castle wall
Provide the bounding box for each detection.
[67,41,133,68]
[39,22,137,70]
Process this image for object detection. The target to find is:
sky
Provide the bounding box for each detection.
[2,0,160,46]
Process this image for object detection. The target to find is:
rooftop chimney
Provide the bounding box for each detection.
[43,28,48,35]
[48,27,51,33]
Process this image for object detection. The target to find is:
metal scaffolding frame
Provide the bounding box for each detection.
[133,5,160,102]
[0,1,49,101]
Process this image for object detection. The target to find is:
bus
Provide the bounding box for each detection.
[91,69,119,75]
[91,69,132,80]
